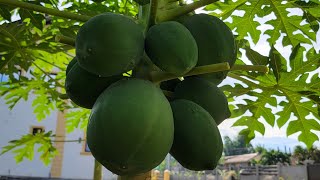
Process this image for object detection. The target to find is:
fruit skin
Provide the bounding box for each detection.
[181,14,236,84]
[145,21,198,76]
[76,13,144,77]
[65,62,122,109]
[170,99,223,171]
[66,57,77,75]
[87,78,174,176]
[173,77,231,125]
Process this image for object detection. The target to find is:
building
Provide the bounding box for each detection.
[0,93,117,179]
[224,153,261,170]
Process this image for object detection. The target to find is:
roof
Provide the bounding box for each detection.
[224,153,260,164]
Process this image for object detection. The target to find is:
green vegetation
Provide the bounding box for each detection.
[223,135,254,156]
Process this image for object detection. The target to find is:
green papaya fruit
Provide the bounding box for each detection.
[145,21,198,76]
[170,99,223,171]
[76,13,144,77]
[87,78,174,176]
[181,14,236,84]
[66,57,77,75]
[173,77,231,124]
[65,62,122,109]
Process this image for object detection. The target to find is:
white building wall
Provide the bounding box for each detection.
[0,95,55,177]
[0,94,115,179]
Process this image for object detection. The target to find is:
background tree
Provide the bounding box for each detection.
[0,0,319,166]
[257,149,291,165]
[223,135,254,156]
[292,145,320,165]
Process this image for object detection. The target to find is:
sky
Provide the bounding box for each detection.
[3,1,320,151]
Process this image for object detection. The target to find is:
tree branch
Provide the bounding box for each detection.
[0,0,91,22]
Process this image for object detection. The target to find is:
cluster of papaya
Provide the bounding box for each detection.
[65,8,236,176]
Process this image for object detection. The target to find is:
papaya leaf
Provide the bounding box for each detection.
[265,1,316,47]
[269,46,288,82]
[18,9,45,30]
[0,5,13,21]
[205,0,318,47]
[232,116,265,137]
[245,46,269,66]
[65,108,90,133]
[0,131,57,165]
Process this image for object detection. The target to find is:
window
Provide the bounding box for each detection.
[81,131,91,155]
[30,126,45,135]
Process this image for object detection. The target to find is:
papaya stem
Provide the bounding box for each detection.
[148,0,159,26]
[93,159,103,180]
[117,171,152,180]
[157,0,218,22]
[0,0,91,22]
[150,62,230,83]
[231,65,269,73]
[55,35,75,46]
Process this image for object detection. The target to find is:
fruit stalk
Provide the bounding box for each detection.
[148,0,159,26]
[0,0,91,22]
[55,35,75,46]
[150,62,230,83]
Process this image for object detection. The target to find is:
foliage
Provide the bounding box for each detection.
[0,131,57,165]
[292,145,320,164]
[254,149,291,165]
[223,135,254,156]
[0,0,319,165]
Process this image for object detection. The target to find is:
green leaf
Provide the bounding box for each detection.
[266,1,316,46]
[206,0,318,47]
[0,131,57,165]
[245,47,269,66]
[0,5,12,21]
[65,108,90,133]
[269,46,288,82]
[18,9,45,30]
[233,116,265,136]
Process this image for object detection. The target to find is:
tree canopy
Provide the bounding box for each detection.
[0,0,319,165]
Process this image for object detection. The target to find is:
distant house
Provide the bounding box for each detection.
[224,153,261,170]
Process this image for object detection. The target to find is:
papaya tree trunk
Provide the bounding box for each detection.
[93,159,103,180]
[117,171,152,180]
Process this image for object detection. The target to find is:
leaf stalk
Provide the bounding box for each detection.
[0,0,91,22]
[156,0,218,22]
